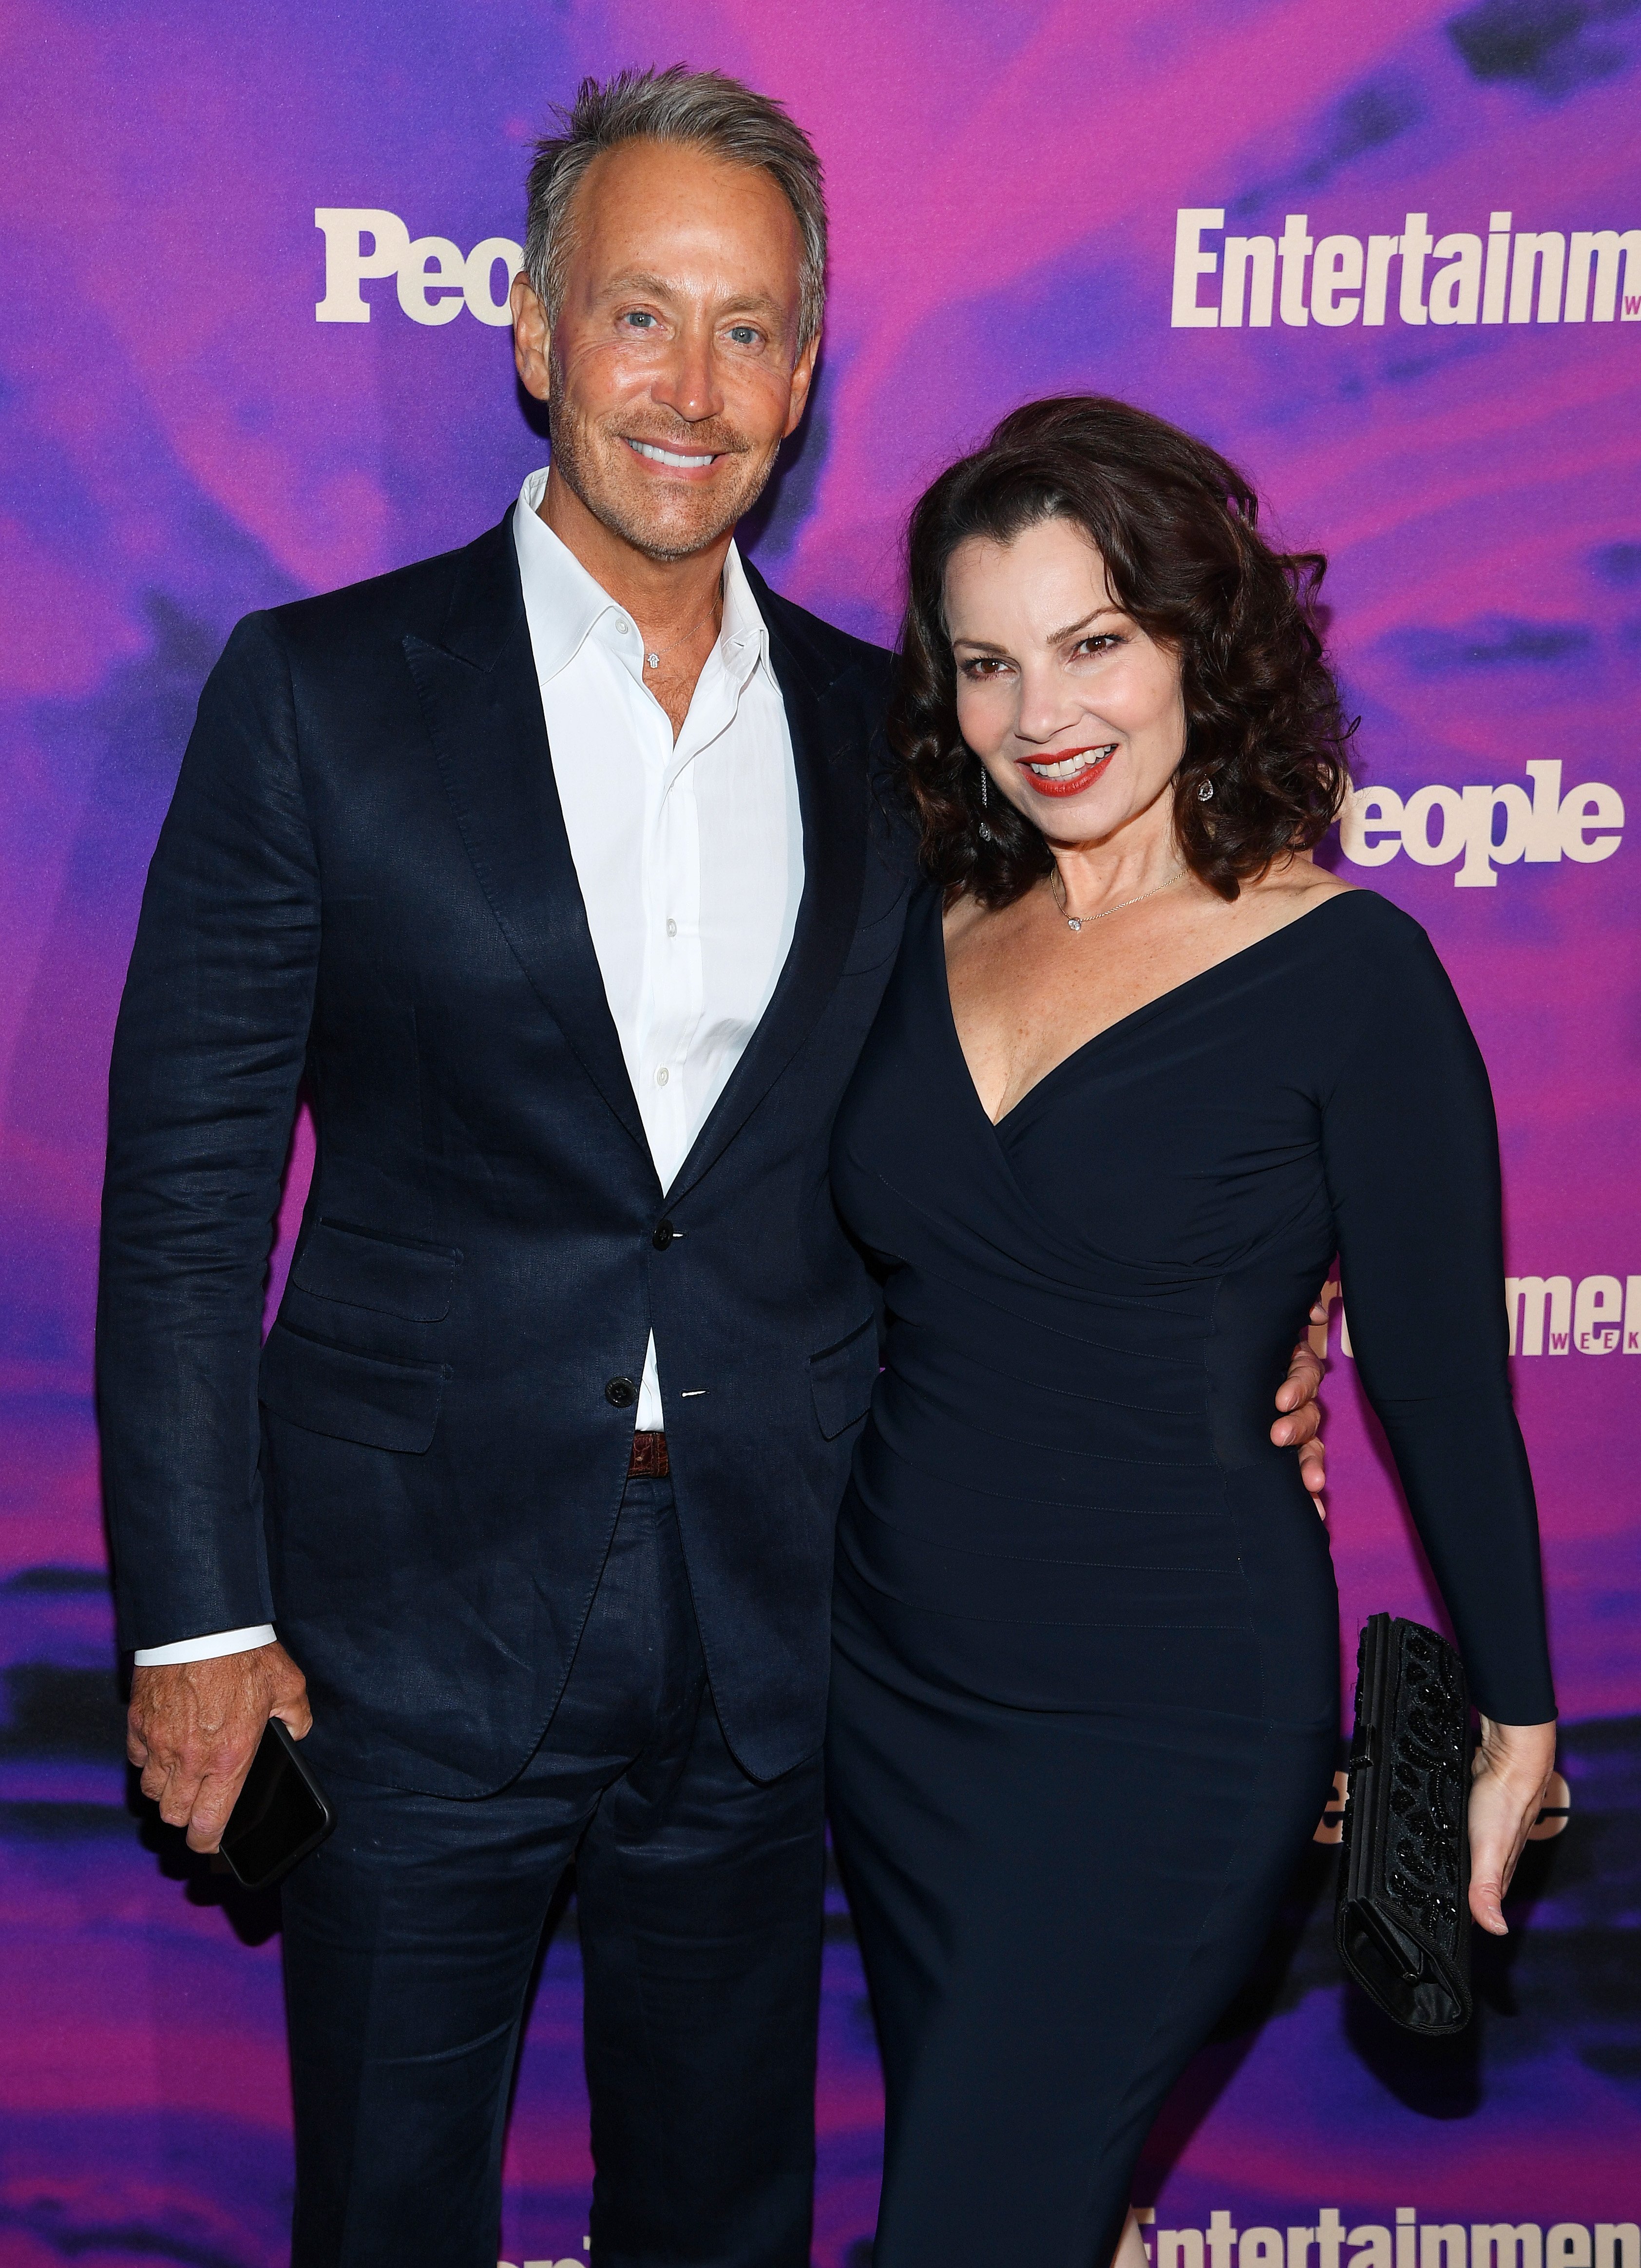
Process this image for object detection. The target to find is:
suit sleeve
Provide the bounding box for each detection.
[1320,910,1556,1725]
[97,612,321,1653]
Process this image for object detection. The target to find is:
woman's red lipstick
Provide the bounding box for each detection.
[1013,745,1116,798]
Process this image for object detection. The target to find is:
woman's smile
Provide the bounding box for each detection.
[1014,743,1118,796]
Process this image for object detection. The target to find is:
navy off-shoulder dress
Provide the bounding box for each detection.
[826,884,1555,2268]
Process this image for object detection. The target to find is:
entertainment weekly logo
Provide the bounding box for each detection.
[1338,762,1622,887]
[1139,2211,1638,2268]
[1317,1274,1641,1360]
[1172,209,1641,328]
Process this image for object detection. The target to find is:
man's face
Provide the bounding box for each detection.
[513,137,817,563]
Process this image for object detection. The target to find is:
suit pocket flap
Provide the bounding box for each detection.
[260,1323,447,1453]
[810,1316,880,1441]
[291,1218,459,1321]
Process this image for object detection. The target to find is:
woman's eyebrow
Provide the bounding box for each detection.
[951,606,1124,654]
[1044,605,1123,645]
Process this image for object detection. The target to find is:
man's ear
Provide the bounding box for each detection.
[511,273,551,402]
[783,332,820,440]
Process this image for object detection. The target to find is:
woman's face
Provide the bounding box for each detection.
[944,515,1187,849]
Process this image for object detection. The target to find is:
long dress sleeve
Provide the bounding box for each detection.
[1319,899,1556,1725]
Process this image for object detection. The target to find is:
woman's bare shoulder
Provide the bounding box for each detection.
[1212,853,1355,949]
[1260,849,1356,901]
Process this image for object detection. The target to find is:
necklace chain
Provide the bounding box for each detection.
[642,592,726,671]
[1052,863,1187,933]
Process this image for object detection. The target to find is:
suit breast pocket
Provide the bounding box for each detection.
[290,1217,460,1320]
[260,1322,447,1454]
[810,1315,881,1441]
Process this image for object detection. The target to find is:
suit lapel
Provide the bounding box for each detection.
[403,516,654,1172]
[667,570,870,1203]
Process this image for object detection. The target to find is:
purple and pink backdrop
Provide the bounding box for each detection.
[2,2,1639,2263]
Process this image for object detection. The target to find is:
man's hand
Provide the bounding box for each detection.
[127,1642,311,1853]
[1271,1295,1331,1502]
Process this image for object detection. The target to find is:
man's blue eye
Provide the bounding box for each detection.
[729,326,758,344]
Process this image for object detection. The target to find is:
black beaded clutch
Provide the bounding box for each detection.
[1336,1614,1474,2035]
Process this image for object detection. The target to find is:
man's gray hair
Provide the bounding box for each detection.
[525,66,827,351]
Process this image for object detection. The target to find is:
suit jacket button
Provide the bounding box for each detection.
[605,1376,638,1409]
[651,1220,674,1250]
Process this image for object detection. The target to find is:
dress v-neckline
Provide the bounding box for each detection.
[934,886,1359,1133]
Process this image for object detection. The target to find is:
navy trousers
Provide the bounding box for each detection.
[280,1475,827,2268]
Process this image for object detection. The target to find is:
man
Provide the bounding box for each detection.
[100,66,1326,2268]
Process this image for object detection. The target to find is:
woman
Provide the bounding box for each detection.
[825,398,1557,2268]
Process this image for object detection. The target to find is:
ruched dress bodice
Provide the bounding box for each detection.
[830,881,1553,1727]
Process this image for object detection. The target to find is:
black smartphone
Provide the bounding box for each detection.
[218,1716,336,1891]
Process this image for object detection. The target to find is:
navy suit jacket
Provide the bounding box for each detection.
[96,512,913,1795]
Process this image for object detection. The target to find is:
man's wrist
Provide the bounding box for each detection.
[132,1624,278,1667]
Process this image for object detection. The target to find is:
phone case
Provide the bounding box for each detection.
[218,1716,337,1891]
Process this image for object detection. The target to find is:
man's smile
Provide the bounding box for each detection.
[624,436,724,472]
[1015,743,1118,797]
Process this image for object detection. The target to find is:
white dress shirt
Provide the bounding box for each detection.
[134,471,803,1664]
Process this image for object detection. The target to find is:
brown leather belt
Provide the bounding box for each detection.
[628,1430,669,1478]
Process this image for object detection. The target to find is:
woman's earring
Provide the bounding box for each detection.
[978,766,995,842]
[1197,779,1215,802]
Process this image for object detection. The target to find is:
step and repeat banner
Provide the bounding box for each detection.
[2,1,1638,2263]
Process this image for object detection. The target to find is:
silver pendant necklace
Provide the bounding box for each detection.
[641,594,725,679]
[1054,863,1187,933]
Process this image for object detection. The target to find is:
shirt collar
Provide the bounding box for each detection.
[716,535,772,692]
[512,467,770,692]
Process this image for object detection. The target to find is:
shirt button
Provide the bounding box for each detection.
[652,1220,675,1251]
[666,917,678,938]
[655,1066,669,1087]
[605,1376,638,1409]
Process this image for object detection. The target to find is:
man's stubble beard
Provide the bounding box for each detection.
[546,363,778,567]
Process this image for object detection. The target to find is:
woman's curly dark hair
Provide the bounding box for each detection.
[894,395,1355,904]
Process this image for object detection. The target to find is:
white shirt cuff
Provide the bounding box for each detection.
[133,1624,278,1666]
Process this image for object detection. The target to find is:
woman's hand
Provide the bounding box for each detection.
[1468,1716,1557,1934]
